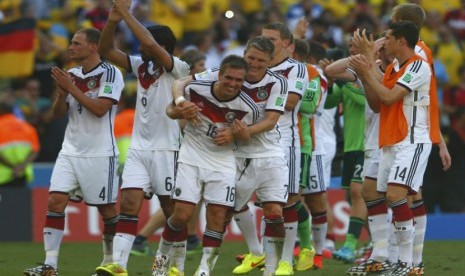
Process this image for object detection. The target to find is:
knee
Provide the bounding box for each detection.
[47,193,67,212]
[349,184,363,201]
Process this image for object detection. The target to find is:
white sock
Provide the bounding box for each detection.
[311,223,327,255]
[413,215,426,266]
[101,234,114,265]
[44,227,64,269]
[171,241,187,271]
[263,236,283,274]
[112,233,135,268]
[395,220,414,266]
[282,221,298,263]
[234,210,263,256]
[199,247,220,273]
[388,223,399,264]
[367,213,390,262]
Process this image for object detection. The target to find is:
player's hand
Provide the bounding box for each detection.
[439,144,452,171]
[293,17,309,39]
[231,119,250,142]
[113,0,131,14]
[51,66,75,92]
[213,127,234,146]
[177,101,201,126]
[348,54,370,78]
[353,28,375,62]
[108,6,123,23]
[318,58,332,71]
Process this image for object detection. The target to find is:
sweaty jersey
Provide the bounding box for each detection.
[179,80,259,173]
[61,62,124,157]
[195,69,288,158]
[270,57,308,148]
[128,55,190,151]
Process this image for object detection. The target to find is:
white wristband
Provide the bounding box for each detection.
[174,96,186,106]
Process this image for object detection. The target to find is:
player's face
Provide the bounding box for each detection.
[262,29,288,56]
[191,59,206,74]
[383,30,398,56]
[243,47,270,81]
[69,33,94,62]
[218,68,246,99]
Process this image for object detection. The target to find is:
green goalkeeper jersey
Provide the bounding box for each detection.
[325,80,365,152]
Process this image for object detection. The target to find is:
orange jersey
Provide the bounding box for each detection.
[416,41,441,144]
[380,55,438,147]
[0,114,39,151]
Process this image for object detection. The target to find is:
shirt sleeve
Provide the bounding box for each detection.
[98,65,124,102]
[396,60,432,93]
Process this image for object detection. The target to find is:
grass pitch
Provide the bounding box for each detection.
[2,241,465,275]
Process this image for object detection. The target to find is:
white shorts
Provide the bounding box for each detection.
[50,154,119,205]
[121,149,178,198]
[377,143,432,194]
[363,148,381,180]
[283,146,301,195]
[322,142,336,188]
[301,154,327,195]
[234,156,288,211]
[173,162,236,208]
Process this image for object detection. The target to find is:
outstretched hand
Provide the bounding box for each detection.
[353,28,375,63]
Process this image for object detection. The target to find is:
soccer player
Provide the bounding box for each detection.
[292,39,322,271]
[261,22,309,275]
[95,0,189,275]
[325,32,368,264]
[173,36,289,276]
[348,21,434,275]
[154,55,258,276]
[390,5,451,274]
[24,27,124,276]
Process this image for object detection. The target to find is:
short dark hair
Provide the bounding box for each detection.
[76,28,101,44]
[308,41,326,62]
[219,55,248,75]
[388,21,419,49]
[245,36,275,59]
[294,39,309,61]
[147,25,176,54]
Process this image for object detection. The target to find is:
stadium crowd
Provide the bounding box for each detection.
[0,0,465,275]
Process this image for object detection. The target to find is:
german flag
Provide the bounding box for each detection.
[0,18,36,77]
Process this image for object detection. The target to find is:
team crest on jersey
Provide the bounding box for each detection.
[225,111,237,123]
[402,72,414,83]
[257,89,269,100]
[87,79,97,89]
[175,187,181,197]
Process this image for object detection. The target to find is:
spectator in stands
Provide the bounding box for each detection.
[0,93,40,187]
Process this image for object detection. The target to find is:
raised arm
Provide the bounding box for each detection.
[98,7,130,70]
[114,0,173,70]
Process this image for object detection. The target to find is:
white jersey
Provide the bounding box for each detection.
[195,69,288,158]
[364,104,380,150]
[394,59,432,145]
[61,62,124,157]
[270,57,308,148]
[312,68,331,155]
[128,55,190,150]
[179,80,259,173]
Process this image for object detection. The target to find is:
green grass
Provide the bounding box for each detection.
[2,241,465,275]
